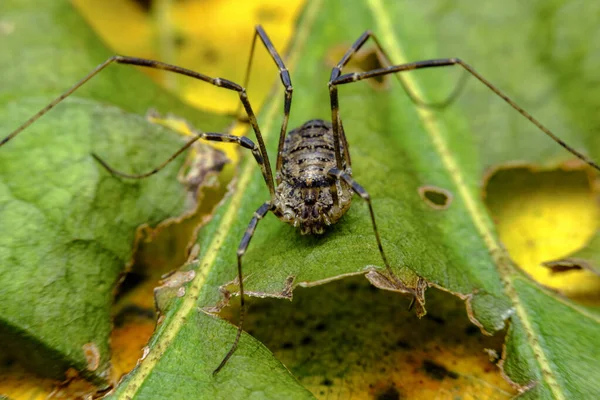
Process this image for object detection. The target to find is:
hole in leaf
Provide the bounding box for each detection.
[483,166,600,299]
[418,185,453,209]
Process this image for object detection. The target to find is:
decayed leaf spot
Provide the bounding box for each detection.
[131,0,151,12]
[161,270,196,289]
[375,386,402,400]
[141,346,150,361]
[418,185,453,210]
[82,343,100,372]
[154,270,196,314]
[422,360,459,381]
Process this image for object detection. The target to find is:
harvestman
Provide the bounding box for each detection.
[2,26,599,375]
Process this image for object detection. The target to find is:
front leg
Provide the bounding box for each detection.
[213,201,273,375]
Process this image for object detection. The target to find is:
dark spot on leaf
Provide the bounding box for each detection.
[418,185,453,210]
[301,335,313,346]
[315,322,327,332]
[376,386,402,400]
[465,325,479,336]
[395,339,411,350]
[282,341,294,350]
[132,0,151,12]
[174,34,186,49]
[422,360,459,380]
[321,378,334,386]
[203,48,219,63]
[248,301,273,313]
[2,357,15,367]
[426,314,446,325]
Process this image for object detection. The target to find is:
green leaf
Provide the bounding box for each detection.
[112,0,600,397]
[501,277,600,398]
[0,0,230,384]
[4,0,599,398]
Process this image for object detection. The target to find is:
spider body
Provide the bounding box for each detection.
[275,119,353,235]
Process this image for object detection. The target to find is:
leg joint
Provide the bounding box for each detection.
[217,77,243,91]
[239,136,256,150]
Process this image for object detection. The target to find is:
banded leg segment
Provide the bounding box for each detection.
[331,58,600,172]
[241,25,294,178]
[1,55,277,194]
[328,168,412,292]
[94,131,267,180]
[213,201,273,375]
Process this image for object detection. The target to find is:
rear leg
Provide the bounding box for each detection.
[93,130,266,180]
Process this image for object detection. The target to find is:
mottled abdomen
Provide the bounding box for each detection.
[274,119,353,234]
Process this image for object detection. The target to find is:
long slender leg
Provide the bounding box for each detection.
[328,168,414,293]
[213,201,273,375]
[327,32,468,171]
[1,55,277,194]
[333,30,468,109]
[93,131,266,180]
[240,25,293,178]
[331,58,600,172]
